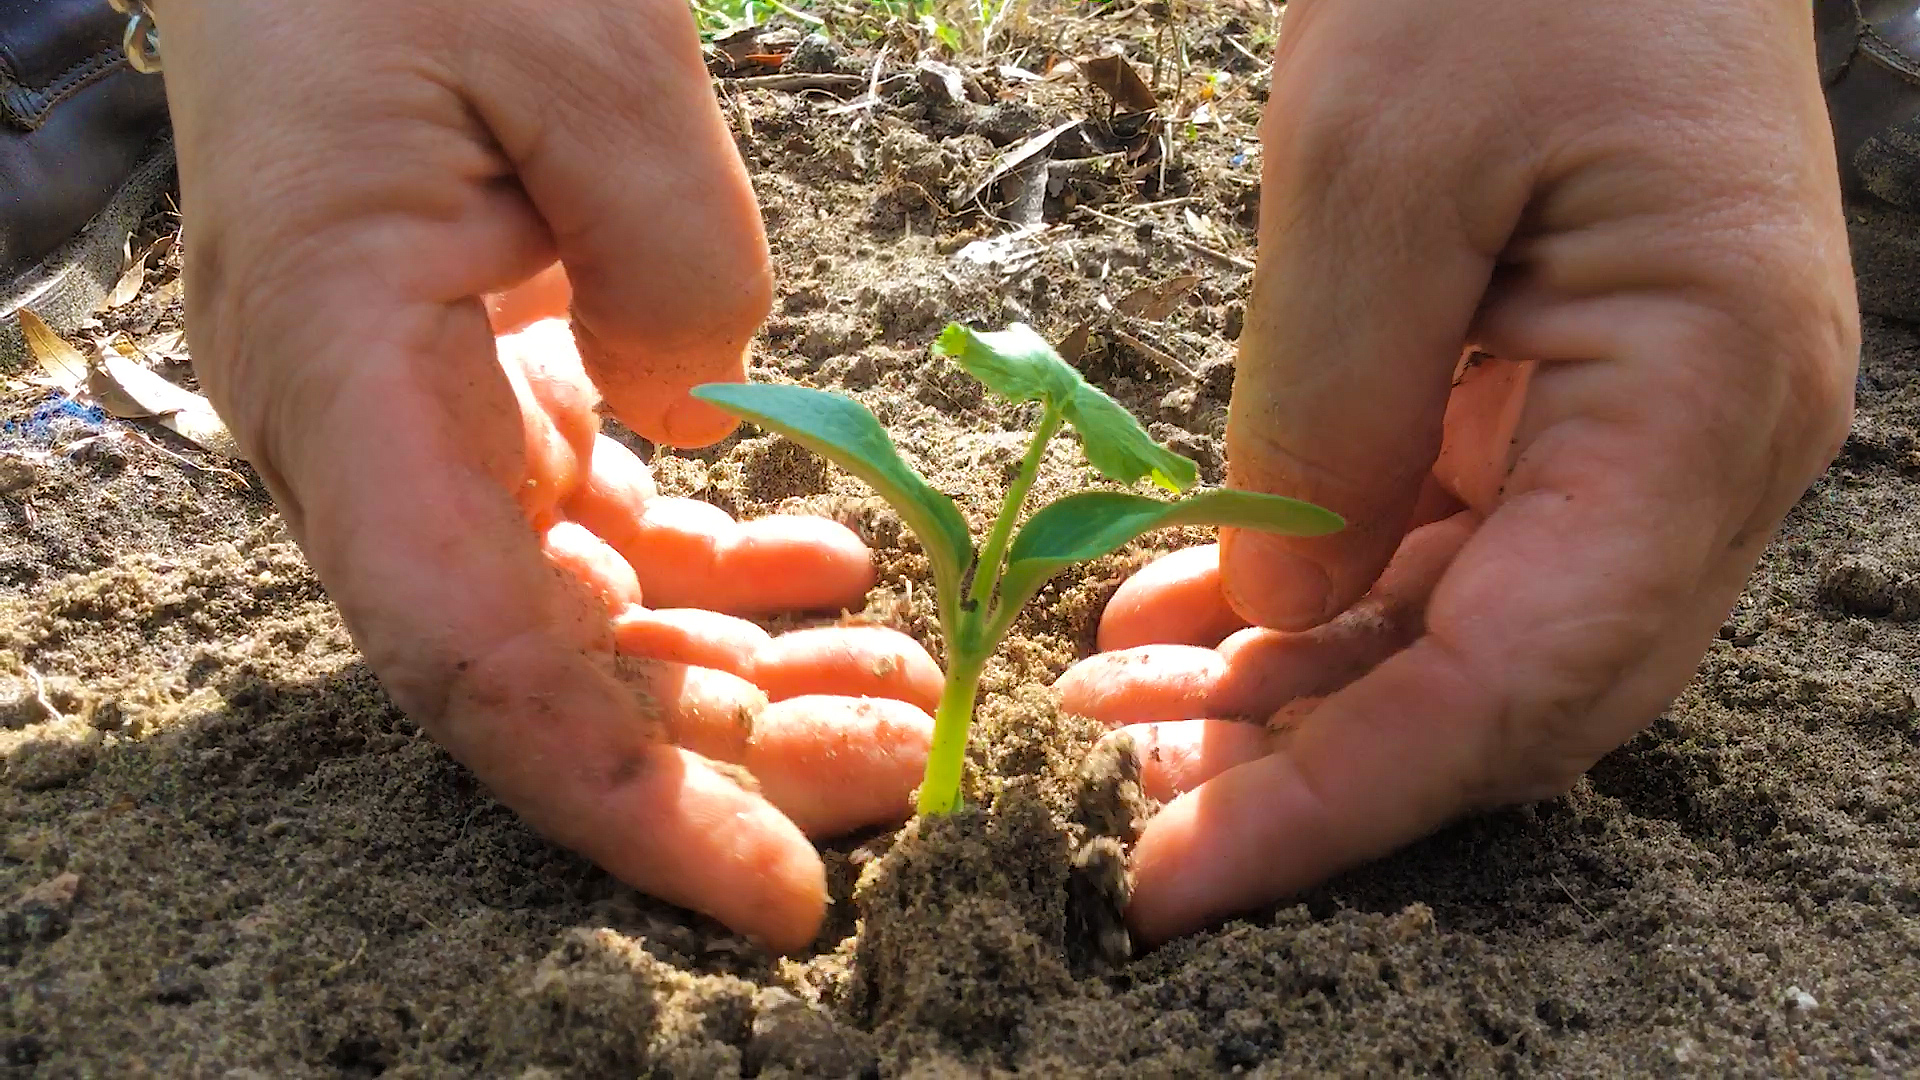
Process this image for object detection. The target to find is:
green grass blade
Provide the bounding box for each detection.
[692,382,974,632]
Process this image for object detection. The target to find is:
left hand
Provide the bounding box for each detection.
[157,0,938,952]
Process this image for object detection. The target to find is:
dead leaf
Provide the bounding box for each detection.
[1079,51,1157,113]
[1115,274,1201,321]
[103,241,149,309]
[142,329,187,361]
[156,407,240,459]
[87,349,238,457]
[950,118,1082,209]
[17,310,88,393]
[1056,323,1093,366]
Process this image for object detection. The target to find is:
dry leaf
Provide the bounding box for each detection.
[87,350,238,457]
[142,329,187,360]
[950,118,1082,209]
[1055,323,1093,366]
[157,408,240,459]
[1079,52,1157,113]
[1115,274,1201,321]
[17,310,88,393]
[103,241,150,309]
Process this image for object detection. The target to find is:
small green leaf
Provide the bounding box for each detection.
[993,488,1343,620]
[1062,388,1198,493]
[692,383,974,630]
[932,322,1198,492]
[932,323,1080,406]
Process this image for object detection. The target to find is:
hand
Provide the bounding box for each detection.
[156,0,936,950]
[1058,0,1859,944]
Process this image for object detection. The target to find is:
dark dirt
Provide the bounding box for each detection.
[7,4,1920,1076]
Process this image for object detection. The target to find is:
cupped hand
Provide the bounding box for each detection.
[155,0,935,950]
[1059,0,1860,944]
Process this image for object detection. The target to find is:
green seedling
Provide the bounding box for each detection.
[693,323,1343,816]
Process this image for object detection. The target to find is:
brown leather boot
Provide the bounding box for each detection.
[0,0,172,364]
[1820,0,1920,322]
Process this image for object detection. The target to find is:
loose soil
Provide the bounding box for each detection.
[6,6,1920,1076]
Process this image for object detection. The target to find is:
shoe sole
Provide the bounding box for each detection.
[0,133,176,373]
[1848,199,1920,325]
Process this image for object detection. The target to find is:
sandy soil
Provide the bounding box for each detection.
[6,6,1920,1076]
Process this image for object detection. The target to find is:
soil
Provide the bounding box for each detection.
[6,6,1920,1077]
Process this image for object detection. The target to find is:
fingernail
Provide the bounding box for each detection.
[1222,531,1331,630]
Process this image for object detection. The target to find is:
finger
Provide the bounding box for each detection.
[464,2,770,447]
[543,521,643,615]
[1434,354,1535,513]
[1096,721,1275,804]
[613,612,944,713]
[614,660,931,837]
[751,626,945,714]
[1060,516,1472,726]
[612,607,771,678]
[460,641,824,951]
[1055,645,1225,727]
[486,264,573,336]
[559,409,875,616]
[746,696,933,837]
[1097,544,1250,652]
[563,433,661,541]
[718,516,877,615]
[496,319,599,525]
[1218,12,1533,631]
[601,499,875,616]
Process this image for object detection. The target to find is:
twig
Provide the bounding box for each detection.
[1071,205,1256,271]
[1107,323,1198,379]
[721,72,867,93]
[1551,872,1612,939]
[1128,195,1197,213]
[1222,34,1266,68]
[765,0,825,25]
[25,666,65,724]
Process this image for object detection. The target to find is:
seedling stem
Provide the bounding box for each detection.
[691,323,1344,819]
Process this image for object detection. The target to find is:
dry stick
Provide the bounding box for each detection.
[24,666,65,724]
[1107,322,1198,379]
[1129,195,1198,213]
[722,72,866,92]
[1072,204,1256,272]
[1222,33,1265,68]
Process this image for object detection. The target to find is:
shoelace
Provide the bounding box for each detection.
[105,0,162,74]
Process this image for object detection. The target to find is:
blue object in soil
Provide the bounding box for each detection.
[3,395,107,442]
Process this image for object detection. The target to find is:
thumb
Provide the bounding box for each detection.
[465,0,771,448]
[1220,10,1531,629]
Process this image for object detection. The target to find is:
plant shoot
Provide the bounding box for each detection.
[693,323,1342,816]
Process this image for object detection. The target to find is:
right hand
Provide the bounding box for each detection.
[154,0,936,950]
[1058,0,1858,944]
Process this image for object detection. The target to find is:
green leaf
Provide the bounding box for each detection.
[691,383,974,630]
[1062,387,1198,494]
[932,322,1199,493]
[931,323,1080,406]
[993,488,1344,622]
